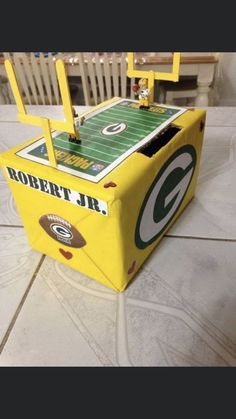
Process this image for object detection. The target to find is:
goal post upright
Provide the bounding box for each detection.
[4,58,76,168]
[127,52,181,104]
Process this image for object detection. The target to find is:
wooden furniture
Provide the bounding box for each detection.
[133,53,218,106]
[62,53,218,106]
[3,53,61,105]
[0,53,219,106]
[0,75,10,104]
[158,77,198,106]
[75,52,135,105]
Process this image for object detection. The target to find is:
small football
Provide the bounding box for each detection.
[132,84,139,92]
[39,214,86,248]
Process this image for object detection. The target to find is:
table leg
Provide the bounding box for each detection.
[0,87,6,104]
[195,63,215,106]
[195,83,210,106]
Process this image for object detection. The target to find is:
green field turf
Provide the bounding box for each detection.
[19,99,184,182]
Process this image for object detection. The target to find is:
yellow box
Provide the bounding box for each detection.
[0,100,206,292]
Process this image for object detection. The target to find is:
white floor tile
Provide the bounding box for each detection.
[168,126,236,239]
[0,277,102,366]
[0,123,38,225]
[205,107,236,127]
[0,122,42,153]
[126,237,236,366]
[0,181,22,225]
[0,257,115,366]
[1,237,236,366]
[0,105,20,122]
[0,227,42,343]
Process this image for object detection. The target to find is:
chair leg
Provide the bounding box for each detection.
[158,86,166,104]
[186,97,195,106]
[0,88,5,104]
[166,91,174,105]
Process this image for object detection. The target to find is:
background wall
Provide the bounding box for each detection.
[216,53,236,106]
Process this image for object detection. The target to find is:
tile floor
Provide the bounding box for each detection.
[0,105,236,366]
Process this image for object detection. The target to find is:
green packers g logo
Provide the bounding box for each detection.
[135,145,197,249]
[102,122,127,135]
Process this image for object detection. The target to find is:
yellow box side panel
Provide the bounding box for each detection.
[105,109,206,290]
[3,177,126,291]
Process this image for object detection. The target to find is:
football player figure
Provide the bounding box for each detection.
[132,78,150,109]
[69,107,85,144]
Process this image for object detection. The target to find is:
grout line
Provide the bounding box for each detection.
[165,234,236,243]
[205,125,236,128]
[0,224,23,228]
[0,254,46,355]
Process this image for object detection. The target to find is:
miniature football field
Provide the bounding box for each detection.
[17,99,186,182]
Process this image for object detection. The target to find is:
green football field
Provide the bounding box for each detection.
[18,99,185,182]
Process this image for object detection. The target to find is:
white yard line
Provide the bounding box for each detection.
[57,134,125,153]
[83,138,126,152]
[14,101,186,183]
[93,114,150,134]
[116,104,173,122]
[81,124,136,145]
[55,137,119,159]
[85,122,141,141]
[54,143,112,164]
[105,108,158,128]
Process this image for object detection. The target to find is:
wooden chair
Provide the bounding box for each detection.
[3,52,61,105]
[0,74,11,104]
[157,76,198,106]
[76,52,135,105]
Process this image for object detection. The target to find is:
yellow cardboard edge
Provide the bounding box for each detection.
[0,96,124,201]
[4,58,81,168]
[127,52,181,82]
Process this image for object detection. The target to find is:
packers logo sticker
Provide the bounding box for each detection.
[102,122,127,135]
[135,145,197,249]
[39,214,86,248]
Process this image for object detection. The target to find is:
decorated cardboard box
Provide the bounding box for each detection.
[0,55,206,292]
[0,96,205,291]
